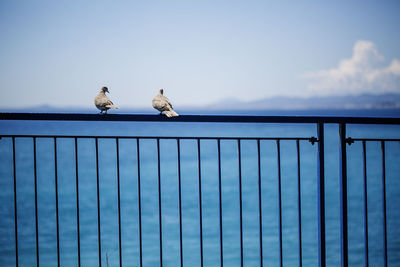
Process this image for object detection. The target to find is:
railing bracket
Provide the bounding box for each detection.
[346,137,354,145]
[309,136,318,145]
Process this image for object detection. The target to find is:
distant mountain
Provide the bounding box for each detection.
[206,93,400,110]
[2,93,400,115]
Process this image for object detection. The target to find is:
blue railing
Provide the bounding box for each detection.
[0,113,399,267]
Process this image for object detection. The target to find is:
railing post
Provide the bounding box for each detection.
[95,138,102,267]
[12,137,19,267]
[339,124,348,267]
[381,141,387,267]
[217,139,224,267]
[74,138,81,267]
[198,139,204,267]
[177,139,183,267]
[276,140,283,267]
[362,141,369,267]
[238,140,243,267]
[54,138,60,267]
[33,138,39,267]
[116,138,122,267]
[317,123,326,267]
[257,140,263,267]
[157,139,163,267]
[296,140,303,267]
[136,139,143,267]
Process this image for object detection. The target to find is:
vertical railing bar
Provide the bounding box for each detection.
[362,141,369,267]
[95,138,102,267]
[116,138,122,267]
[136,139,143,267]
[197,139,204,267]
[339,123,348,267]
[12,137,19,267]
[296,140,303,267]
[381,141,387,267]
[257,140,263,267]
[74,138,81,267]
[54,137,60,267]
[157,138,163,267]
[217,139,223,267]
[317,123,326,267]
[33,137,39,267]
[238,140,244,267]
[177,139,183,267]
[277,140,283,267]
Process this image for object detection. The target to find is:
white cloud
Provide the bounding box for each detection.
[302,40,400,95]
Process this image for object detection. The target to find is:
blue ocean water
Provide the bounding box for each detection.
[0,116,399,267]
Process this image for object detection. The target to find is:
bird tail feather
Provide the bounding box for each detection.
[106,104,118,109]
[164,110,179,117]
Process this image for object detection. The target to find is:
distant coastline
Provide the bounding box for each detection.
[2,93,400,117]
[205,93,400,111]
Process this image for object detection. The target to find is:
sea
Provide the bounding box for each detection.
[0,109,399,267]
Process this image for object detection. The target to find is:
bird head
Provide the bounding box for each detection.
[159,88,164,95]
[101,86,109,93]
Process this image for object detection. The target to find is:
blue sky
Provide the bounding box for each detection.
[1,0,399,109]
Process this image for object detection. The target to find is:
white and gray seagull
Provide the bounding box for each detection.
[152,89,179,117]
[94,86,118,114]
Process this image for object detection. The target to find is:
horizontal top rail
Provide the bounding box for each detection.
[0,135,317,142]
[0,113,400,124]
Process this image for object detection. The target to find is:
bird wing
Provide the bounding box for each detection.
[162,95,173,109]
[95,93,116,107]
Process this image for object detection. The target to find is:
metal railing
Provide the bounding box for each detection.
[0,113,399,267]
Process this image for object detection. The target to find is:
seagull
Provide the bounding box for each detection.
[94,86,118,114]
[152,89,179,117]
